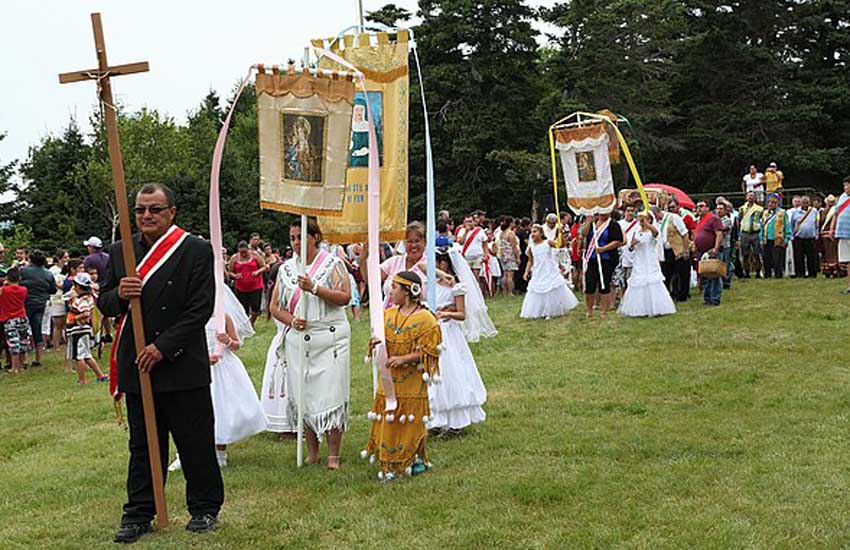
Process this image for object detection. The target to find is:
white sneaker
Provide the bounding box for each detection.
[167,455,181,472]
[216,451,227,467]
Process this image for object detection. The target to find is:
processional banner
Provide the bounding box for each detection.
[554,124,616,215]
[257,68,356,216]
[312,31,410,243]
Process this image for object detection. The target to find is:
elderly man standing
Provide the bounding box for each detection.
[99,183,222,543]
[761,194,790,278]
[693,201,725,305]
[790,195,819,278]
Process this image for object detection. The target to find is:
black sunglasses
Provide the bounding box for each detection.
[133,205,171,215]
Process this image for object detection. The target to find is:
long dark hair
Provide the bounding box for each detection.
[435,247,455,277]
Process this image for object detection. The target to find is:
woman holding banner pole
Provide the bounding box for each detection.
[269,218,352,470]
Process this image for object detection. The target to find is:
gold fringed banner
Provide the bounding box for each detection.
[257,69,355,216]
[312,30,410,243]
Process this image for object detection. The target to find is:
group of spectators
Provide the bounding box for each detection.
[0,238,113,379]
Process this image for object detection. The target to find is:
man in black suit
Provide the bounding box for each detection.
[99,183,223,543]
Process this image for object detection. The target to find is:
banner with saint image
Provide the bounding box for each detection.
[554,124,615,215]
[312,31,410,243]
[257,68,355,216]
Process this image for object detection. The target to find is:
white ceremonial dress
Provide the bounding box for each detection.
[208,289,268,445]
[618,230,676,318]
[520,241,579,319]
[428,282,487,431]
[280,255,351,435]
[260,319,296,432]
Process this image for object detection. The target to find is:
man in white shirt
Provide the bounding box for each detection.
[542,213,559,241]
[459,216,490,285]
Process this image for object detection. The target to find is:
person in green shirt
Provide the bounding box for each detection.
[738,192,764,277]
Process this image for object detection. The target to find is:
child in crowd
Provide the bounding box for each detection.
[0,268,33,373]
[86,266,103,353]
[65,273,108,385]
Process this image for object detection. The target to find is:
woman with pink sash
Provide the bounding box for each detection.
[266,219,352,470]
[363,222,428,309]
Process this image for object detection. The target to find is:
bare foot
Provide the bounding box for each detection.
[306,453,321,465]
[585,312,592,319]
[327,456,340,470]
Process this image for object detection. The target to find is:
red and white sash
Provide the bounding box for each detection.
[461,226,482,257]
[109,225,189,399]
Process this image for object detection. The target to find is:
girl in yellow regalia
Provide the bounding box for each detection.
[363,271,441,481]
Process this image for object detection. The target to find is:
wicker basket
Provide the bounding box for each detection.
[698,257,727,279]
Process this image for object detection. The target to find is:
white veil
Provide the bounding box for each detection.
[446,244,497,342]
[220,284,255,344]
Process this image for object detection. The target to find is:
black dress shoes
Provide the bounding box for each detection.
[186,514,217,533]
[113,522,152,543]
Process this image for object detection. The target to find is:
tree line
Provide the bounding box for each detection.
[2,0,849,254]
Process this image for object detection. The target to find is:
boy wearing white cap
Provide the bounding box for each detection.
[66,272,108,385]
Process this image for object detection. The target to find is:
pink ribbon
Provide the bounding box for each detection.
[209,68,254,353]
[312,45,395,411]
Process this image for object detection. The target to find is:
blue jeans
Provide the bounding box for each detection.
[719,247,732,288]
[25,303,46,346]
[703,276,722,305]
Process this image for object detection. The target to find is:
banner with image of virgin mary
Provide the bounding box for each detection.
[554,124,616,215]
[257,69,355,216]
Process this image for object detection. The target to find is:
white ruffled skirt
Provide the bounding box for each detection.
[520,280,578,319]
[618,269,676,317]
[210,351,268,445]
[428,320,486,430]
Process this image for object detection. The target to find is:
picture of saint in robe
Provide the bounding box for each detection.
[283,113,325,183]
[349,92,383,168]
[575,151,597,182]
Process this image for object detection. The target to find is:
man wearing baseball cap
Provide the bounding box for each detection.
[764,162,784,194]
[83,236,112,342]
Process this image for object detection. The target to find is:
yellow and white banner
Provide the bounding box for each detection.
[312,31,410,243]
[257,70,355,216]
[555,124,615,215]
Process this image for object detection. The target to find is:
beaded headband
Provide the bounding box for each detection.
[392,274,422,297]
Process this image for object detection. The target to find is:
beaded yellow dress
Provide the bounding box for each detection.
[364,306,442,476]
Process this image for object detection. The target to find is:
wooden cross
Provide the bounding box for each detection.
[59,13,168,528]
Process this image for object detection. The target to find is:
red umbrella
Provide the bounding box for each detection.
[644,183,695,210]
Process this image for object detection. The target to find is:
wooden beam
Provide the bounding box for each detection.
[59,61,149,84]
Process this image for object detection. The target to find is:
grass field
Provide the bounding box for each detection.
[2,277,850,549]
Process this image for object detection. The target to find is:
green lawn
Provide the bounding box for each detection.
[2,277,850,549]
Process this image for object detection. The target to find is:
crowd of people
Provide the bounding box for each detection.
[2,176,849,542]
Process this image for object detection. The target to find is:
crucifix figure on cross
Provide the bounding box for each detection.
[59,12,169,529]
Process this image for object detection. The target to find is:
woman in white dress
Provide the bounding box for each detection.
[428,247,487,435]
[521,224,579,319]
[270,218,352,470]
[170,285,267,470]
[619,212,676,318]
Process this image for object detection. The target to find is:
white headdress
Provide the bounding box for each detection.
[444,244,497,342]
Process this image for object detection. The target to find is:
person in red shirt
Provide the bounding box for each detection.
[0,268,33,373]
[693,201,725,306]
[228,241,268,325]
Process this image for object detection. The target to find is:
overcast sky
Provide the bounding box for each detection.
[1,0,555,173]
